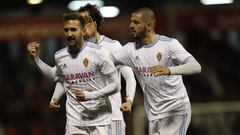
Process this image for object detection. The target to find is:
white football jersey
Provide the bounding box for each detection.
[54,42,117,126]
[112,35,192,121]
[97,35,124,120]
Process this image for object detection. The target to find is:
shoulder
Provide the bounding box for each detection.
[100,36,123,51]
[84,42,104,57]
[101,36,122,47]
[124,42,135,49]
[158,35,174,43]
[157,35,181,47]
[85,42,102,50]
[113,42,135,54]
[54,47,68,60]
[101,36,117,44]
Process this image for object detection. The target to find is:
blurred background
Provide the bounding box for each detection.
[1,0,240,135]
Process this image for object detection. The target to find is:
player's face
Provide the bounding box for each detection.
[129,13,148,39]
[63,20,83,47]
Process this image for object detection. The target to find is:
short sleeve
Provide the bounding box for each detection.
[169,39,193,65]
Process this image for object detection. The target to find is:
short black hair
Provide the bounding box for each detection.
[134,7,156,25]
[63,12,86,28]
[78,4,103,32]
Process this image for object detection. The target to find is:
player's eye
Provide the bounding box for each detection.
[133,20,139,25]
[64,28,68,33]
[70,28,77,32]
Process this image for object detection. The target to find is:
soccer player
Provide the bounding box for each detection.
[28,12,120,135]
[111,7,201,135]
[27,4,136,135]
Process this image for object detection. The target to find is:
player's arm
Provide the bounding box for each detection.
[149,57,201,75]
[34,57,58,81]
[119,66,136,112]
[27,42,58,81]
[75,71,120,101]
[49,52,68,111]
[49,82,65,112]
[169,39,201,75]
[149,39,201,75]
[168,57,201,75]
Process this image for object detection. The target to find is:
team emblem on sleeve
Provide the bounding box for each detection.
[83,58,89,67]
[157,52,162,62]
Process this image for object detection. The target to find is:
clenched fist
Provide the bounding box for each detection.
[49,98,61,112]
[120,100,133,112]
[27,42,40,58]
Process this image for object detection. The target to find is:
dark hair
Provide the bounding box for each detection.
[134,7,156,25]
[63,12,86,28]
[78,4,103,32]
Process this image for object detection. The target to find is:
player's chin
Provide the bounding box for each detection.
[67,41,76,46]
[131,33,137,38]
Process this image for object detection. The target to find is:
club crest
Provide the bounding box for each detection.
[157,52,162,62]
[83,58,89,67]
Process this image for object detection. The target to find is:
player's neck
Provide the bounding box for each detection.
[141,32,157,45]
[68,40,84,54]
[95,32,101,43]
[87,32,100,44]
[68,45,79,55]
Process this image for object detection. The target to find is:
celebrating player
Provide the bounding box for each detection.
[27,4,136,135]
[111,7,201,135]
[28,12,120,135]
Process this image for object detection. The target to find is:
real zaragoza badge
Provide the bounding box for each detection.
[157,52,162,62]
[83,58,89,67]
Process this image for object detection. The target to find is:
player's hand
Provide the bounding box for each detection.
[149,65,170,76]
[49,98,60,112]
[75,90,86,101]
[83,16,96,39]
[120,100,132,112]
[27,42,40,58]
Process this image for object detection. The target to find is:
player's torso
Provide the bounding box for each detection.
[127,36,185,98]
[129,36,173,78]
[127,36,190,120]
[56,47,112,126]
[59,49,108,89]
[59,53,101,84]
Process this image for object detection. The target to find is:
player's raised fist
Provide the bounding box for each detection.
[27,42,40,58]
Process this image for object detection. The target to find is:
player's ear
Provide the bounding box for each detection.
[146,22,153,31]
[94,21,97,28]
[82,27,87,36]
